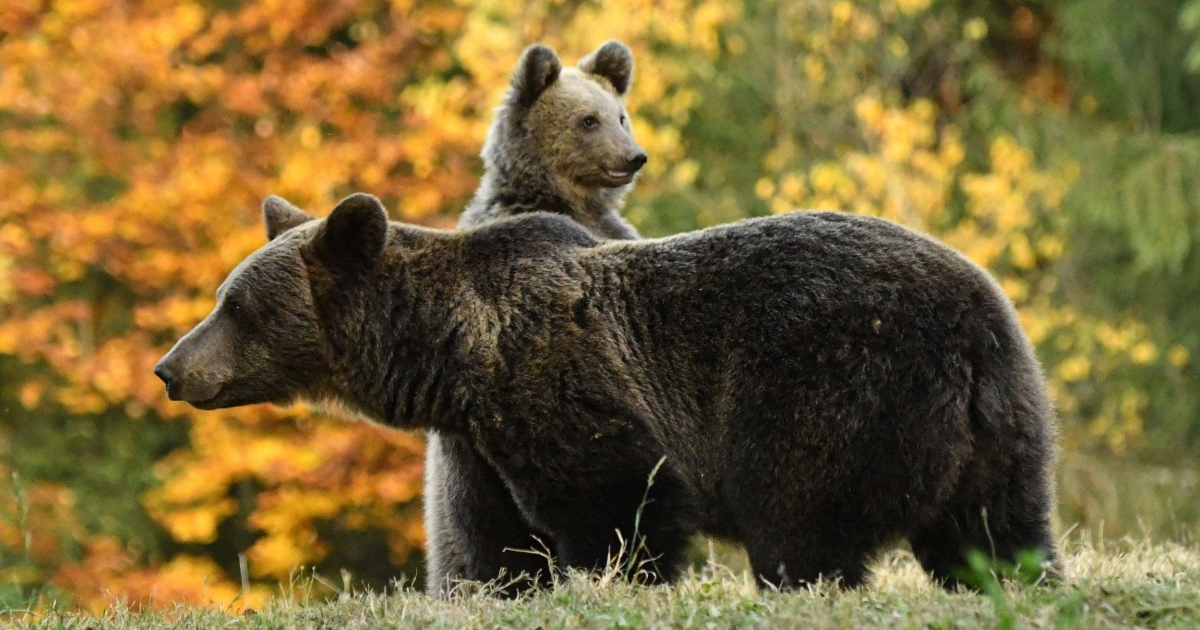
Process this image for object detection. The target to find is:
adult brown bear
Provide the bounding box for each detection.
[156,194,1059,592]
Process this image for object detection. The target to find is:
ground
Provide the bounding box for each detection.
[7,540,1199,629]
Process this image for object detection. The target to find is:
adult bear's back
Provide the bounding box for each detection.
[584,211,1050,487]
[594,211,1005,368]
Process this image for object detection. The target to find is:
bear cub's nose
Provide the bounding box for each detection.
[626,152,648,172]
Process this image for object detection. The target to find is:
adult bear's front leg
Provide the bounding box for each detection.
[423,430,554,597]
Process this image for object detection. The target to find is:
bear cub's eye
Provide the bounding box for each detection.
[582,115,600,129]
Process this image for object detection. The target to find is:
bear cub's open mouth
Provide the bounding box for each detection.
[604,168,635,183]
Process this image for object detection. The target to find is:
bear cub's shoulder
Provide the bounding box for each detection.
[463,212,601,254]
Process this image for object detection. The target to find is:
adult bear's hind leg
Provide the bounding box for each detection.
[909,452,1059,591]
[910,503,1056,591]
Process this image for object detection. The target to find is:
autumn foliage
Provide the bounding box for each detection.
[0,0,1193,614]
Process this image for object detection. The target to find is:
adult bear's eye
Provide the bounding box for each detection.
[582,115,599,129]
[224,296,245,319]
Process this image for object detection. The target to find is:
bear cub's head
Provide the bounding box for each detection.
[154,194,388,411]
[487,40,647,194]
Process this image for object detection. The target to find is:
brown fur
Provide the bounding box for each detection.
[156,194,1060,594]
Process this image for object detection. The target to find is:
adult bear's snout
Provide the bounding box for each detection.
[154,315,233,406]
[154,348,219,403]
[154,347,225,405]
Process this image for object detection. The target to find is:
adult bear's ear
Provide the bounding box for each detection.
[579,40,633,95]
[263,195,314,241]
[511,43,562,107]
[315,193,389,272]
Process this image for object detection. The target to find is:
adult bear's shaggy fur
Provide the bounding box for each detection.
[157,195,1059,592]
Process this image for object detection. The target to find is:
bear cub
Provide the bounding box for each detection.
[156,194,1060,593]
[459,40,646,239]
[426,40,647,596]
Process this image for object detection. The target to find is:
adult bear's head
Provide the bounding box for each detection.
[154,194,388,411]
[485,40,647,194]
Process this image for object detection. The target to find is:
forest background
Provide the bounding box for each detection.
[1,0,1199,613]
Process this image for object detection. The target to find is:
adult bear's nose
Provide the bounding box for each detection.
[626,152,648,172]
[154,360,174,391]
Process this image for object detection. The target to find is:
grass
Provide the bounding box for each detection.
[4,538,1199,629]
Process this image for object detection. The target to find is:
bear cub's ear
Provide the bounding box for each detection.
[511,44,562,107]
[316,193,389,272]
[263,195,315,241]
[579,40,634,95]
